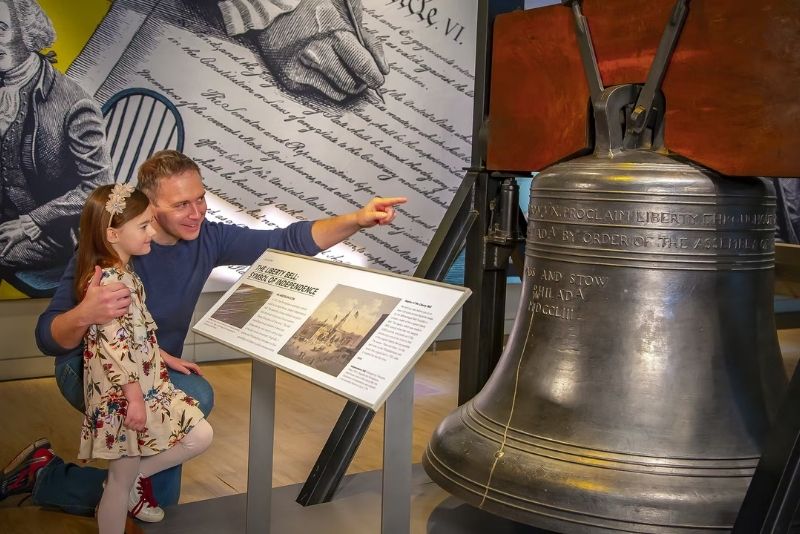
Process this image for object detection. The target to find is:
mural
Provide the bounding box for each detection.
[0,0,113,298]
[0,0,478,299]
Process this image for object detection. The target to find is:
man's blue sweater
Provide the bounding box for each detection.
[36,220,321,363]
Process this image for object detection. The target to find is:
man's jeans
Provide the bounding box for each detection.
[32,354,214,515]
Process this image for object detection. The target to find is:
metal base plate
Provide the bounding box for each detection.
[142,465,552,533]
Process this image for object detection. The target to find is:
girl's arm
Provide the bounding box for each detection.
[121,382,146,432]
[160,348,203,376]
[91,269,146,429]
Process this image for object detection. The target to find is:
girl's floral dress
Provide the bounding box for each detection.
[78,267,204,460]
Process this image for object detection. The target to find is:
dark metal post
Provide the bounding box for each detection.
[459,173,504,403]
[458,0,525,404]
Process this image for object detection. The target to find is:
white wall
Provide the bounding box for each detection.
[0,298,54,380]
[0,292,245,381]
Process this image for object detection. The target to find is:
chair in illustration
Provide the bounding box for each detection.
[102,87,185,183]
[5,88,185,298]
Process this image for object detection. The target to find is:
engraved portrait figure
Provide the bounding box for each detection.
[0,0,111,278]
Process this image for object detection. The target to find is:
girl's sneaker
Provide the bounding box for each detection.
[128,473,164,522]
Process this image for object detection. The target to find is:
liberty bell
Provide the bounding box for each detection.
[423,1,788,531]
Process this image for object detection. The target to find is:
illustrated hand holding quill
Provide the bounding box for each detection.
[252,0,390,102]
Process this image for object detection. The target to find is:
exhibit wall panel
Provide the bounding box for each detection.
[0,299,54,380]
[1,0,479,300]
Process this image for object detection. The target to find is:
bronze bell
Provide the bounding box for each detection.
[423,80,789,533]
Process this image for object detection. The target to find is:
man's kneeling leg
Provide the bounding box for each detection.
[168,368,214,418]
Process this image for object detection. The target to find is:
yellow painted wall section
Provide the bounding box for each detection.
[36,0,110,72]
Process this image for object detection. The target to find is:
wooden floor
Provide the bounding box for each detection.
[2,332,800,533]
[0,346,460,533]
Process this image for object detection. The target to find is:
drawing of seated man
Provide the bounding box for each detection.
[0,0,112,273]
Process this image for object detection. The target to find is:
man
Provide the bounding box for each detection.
[1,150,405,518]
[0,0,111,273]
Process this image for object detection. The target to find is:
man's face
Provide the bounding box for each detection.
[0,3,29,73]
[150,169,207,244]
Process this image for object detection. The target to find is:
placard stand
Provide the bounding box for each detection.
[246,360,276,534]
[245,359,415,534]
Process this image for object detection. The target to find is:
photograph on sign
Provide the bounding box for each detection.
[278,285,401,377]
[210,284,274,329]
[193,250,470,409]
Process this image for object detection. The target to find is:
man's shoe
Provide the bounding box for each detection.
[0,438,54,500]
[128,473,164,522]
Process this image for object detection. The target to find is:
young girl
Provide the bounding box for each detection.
[76,184,213,533]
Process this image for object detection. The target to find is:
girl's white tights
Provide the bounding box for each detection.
[97,419,213,533]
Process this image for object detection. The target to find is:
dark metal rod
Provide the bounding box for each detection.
[563,0,604,104]
[415,172,478,281]
[626,0,690,148]
[295,402,375,505]
[458,172,509,404]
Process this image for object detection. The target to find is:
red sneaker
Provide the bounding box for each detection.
[0,438,54,500]
[128,473,164,522]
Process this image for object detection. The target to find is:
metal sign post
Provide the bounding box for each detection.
[245,361,416,533]
[246,360,276,534]
[381,370,415,533]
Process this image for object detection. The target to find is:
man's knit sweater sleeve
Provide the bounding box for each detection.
[35,256,80,357]
[211,219,321,266]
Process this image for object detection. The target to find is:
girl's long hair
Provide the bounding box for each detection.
[74,185,150,301]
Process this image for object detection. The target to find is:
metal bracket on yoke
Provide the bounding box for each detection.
[625,0,690,149]
[485,175,525,271]
[563,0,690,153]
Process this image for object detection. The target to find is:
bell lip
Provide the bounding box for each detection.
[423,444,745,532]
[423,407,750,533]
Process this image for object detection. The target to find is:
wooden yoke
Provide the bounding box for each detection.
[486,0,800,177]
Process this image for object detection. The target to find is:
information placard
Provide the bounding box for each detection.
[193,250,470,410]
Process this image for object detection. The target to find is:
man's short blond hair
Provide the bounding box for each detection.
[136,150,200,200]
